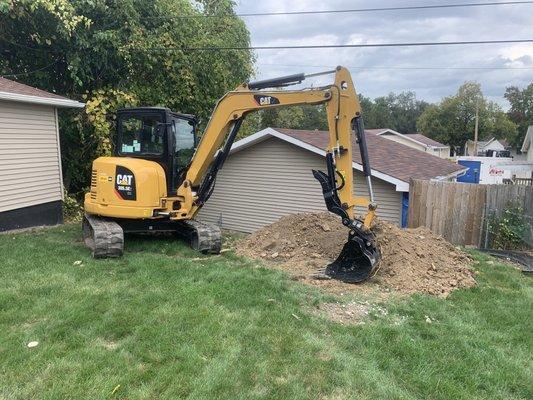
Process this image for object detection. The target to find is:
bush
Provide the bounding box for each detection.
[63,189,84,223]
[488,202,528,250]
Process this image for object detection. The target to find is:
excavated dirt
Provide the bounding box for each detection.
[236,212,476,297]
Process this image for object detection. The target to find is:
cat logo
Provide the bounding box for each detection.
[254,95,280,106]
[116,174,133,186]
[115,166,136,200]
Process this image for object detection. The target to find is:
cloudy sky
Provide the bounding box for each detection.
[234,0,533,107]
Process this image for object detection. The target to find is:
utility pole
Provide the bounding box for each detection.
[473,100,479,156]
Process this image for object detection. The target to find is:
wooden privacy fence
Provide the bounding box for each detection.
[407,180,533,246]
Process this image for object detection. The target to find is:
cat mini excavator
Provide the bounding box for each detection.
[83,66,380,283]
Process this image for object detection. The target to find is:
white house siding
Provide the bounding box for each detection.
[0,100,62,212]
[380,133,425,151]
[199,137,403,233]
[380,133,450,159]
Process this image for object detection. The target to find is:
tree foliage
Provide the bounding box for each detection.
[504,83,533,148]
[238,91,427,138]
[359,92,429,133]
[417,82,517,155]
[0,0,254,194]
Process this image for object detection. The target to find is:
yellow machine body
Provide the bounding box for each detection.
[84,157,168,219]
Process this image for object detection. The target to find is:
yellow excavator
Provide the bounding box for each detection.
[83,66,380,283]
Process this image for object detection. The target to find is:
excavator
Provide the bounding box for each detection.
[83,66,380,283]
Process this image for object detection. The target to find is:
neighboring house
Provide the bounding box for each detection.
[465,138,509,157]
[199,127,466,233]
[0,77,84,231]
[521,126,533,162]
[366,128,450,159]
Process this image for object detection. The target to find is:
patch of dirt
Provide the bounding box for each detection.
[94,338,118,350]
[312,301,387,325]
[236,212,476,297]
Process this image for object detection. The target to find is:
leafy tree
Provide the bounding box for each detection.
[505,83,533,149]
[359,92,429,133]
[239,105,328,138]
[238,91,427,138]
[0,0,254,194]
[417,82,517,155]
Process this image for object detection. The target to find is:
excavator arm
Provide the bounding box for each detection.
[175,66,380,282]
[177,67,375,226]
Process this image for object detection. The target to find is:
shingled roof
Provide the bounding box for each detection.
[271,128,465,183]
[0,77,83,107]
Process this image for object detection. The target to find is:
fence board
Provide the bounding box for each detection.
[408,180,531,246]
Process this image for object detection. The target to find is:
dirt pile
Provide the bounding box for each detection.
[236,212,476,297]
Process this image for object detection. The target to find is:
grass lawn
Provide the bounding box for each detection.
[0,224,531,400]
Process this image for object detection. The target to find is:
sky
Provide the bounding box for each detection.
[234,0,533,108]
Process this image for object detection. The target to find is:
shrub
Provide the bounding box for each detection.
[488,202,528,250]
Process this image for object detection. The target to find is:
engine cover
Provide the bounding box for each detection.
[84,157,167,219]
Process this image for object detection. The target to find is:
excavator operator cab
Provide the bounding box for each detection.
[115,107,197,194]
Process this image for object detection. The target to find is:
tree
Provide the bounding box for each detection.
[0,0,254,194]
[238,104,328,139]
[237,91,427,139]
[505,83,533,149]
[359,92,429,133]
[417,82,517,155]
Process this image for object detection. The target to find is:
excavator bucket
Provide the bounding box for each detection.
[325,230,380,283]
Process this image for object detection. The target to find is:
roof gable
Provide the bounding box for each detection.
[403,133,448,148]
[367,128,448,148]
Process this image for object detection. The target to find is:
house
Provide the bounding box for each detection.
[366,128,450,159]
[0,77,84,231]
[198,127,466,233]
[521,126,533,162]
[465,138,510,157]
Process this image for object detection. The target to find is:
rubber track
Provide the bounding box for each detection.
[181,219,222,254]
[82,214,124,258]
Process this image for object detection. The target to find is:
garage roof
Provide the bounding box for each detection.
[231,127,466,191]
[0,77,84,108]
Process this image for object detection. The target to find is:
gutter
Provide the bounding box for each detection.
[432,167,469,181]
[0,91,85,108]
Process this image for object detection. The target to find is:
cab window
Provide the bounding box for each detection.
[172,118,196,169]
[119,114,164,155]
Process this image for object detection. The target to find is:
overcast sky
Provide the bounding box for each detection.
[234,0,533,108]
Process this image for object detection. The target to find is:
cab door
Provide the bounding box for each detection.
[169,116,197,194]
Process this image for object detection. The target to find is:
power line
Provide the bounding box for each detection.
[143,1,533,19]
[257,63,533,71]
[146,39,533,52]
[1,60,60,78]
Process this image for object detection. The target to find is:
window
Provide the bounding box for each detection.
[172,118,195,169]
[119,114,164,155]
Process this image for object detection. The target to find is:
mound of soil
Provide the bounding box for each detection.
[236,212,476,297]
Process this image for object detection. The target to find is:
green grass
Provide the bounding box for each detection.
[0,225,531,400]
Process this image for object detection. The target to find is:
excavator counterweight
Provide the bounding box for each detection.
[83,66,380,283]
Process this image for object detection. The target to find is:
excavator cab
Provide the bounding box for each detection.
[115,107,197,195]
